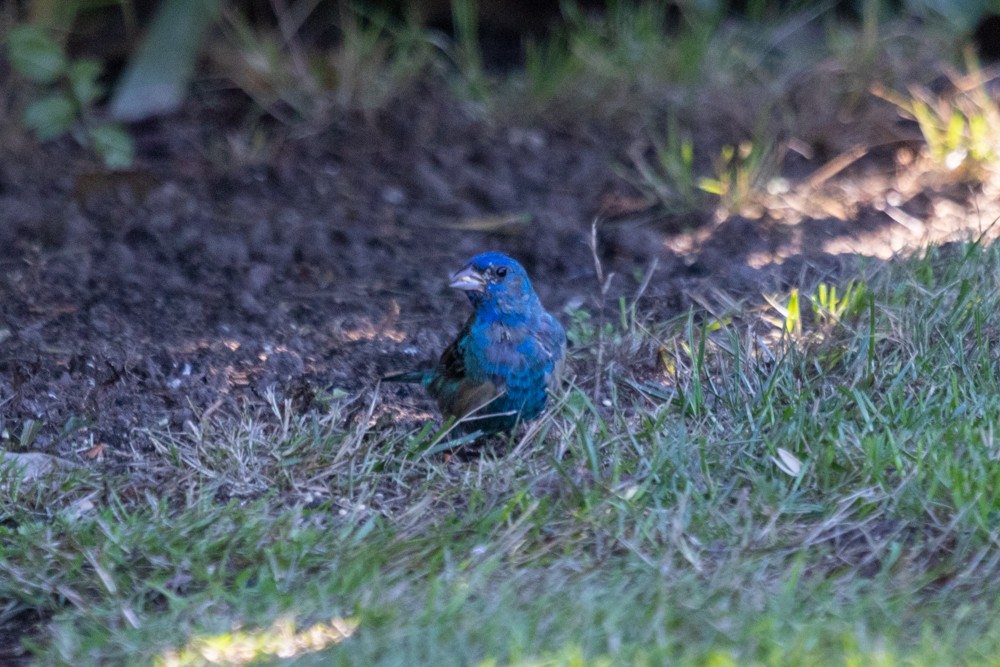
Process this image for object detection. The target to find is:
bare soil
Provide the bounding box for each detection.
[0,78,985,468]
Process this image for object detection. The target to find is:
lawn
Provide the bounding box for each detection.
[8,241,1000,664]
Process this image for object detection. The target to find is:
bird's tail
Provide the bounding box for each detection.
[382,369,433,384]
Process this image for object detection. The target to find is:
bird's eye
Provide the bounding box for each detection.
[495,266,508,278]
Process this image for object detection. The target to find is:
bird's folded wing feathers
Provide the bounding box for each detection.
[535,312,567,388]
[428,318,505,420]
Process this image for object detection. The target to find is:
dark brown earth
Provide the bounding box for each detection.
[0,75,988,471]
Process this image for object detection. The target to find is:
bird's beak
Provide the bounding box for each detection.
[449,265,486,292]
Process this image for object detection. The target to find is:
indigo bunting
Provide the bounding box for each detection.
[385,252,566,433]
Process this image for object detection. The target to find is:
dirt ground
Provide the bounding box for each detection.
[0,75,994,476]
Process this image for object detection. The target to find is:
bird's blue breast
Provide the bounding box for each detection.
[457,315,560,430]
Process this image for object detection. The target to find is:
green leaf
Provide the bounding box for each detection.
[945,111,965,152]
[88,124,135,169]
[109,0,221,121]
[785,288,801,336]
[6,25,67,84]
[697,177,724,195]
[24,93,76,141]
[67,59,104,106]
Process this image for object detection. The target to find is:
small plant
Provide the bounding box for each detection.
[630,120,781,218]
[213,4,431,126]
[447,0,488,101]
[871,50,1000,180]
[810,280,870,328]
[630,116,705,214]
[517,0,723,117]
[5,24,135,168]
[697,138,780,218]
[523,31,579,106]
[566,308,612,348]
[766,280,871,340]
[765,287,802,337]
[565,0,716,88]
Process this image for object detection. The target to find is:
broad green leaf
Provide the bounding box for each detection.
[88,124,135,169]
[67,59,104,105]
[109,0,221,121]
[6,24,67,84]
[24,92,75,140]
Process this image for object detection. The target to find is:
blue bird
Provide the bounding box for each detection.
[385,252,566,433]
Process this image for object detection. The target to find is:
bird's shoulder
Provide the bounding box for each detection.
[529,310,566,362]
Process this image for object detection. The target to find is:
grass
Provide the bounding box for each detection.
[519,0,720,113]
[871,48,1000,181]
[5,237,1000,664]
[209,3,434,127]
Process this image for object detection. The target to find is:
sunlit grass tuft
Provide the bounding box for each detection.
[872,49,1000,183]
[156,615,357,666]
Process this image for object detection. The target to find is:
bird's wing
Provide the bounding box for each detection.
[429,316,504,420]
[536,312,567,390]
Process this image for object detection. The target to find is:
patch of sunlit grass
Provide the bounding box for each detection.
[156,616,358,666]
[872,50,1000,183]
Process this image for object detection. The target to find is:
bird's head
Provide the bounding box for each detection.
[449,252,539,319]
